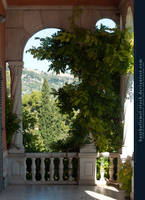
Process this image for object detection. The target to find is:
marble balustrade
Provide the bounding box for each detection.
[25,152,78,184]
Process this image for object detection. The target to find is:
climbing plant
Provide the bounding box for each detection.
[5,96,20,147]
[27,21,133,152]
[118,158,132,198]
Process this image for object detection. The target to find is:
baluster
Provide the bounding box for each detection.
[117,156,120,182]
[109,157,114,182]
[32,158,36,182]
[24,157,27,182]
[59,157,63,181]
[99,159,106,184]
[68,157,73,181]
[41,158,45,182]
[50,158,54,181]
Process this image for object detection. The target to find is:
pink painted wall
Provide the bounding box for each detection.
[0,0,7,151]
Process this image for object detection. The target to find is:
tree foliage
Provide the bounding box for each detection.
[28,24,133,152]
[23,91,45,152]
[39,78,69,152]
[22,80,70,152]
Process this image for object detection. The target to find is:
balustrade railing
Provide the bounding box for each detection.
[8,149,122,185]
[25,153,78,184]
[97,152,120,185]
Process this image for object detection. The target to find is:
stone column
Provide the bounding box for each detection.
[120,74,134,160]
[8,61,24,153]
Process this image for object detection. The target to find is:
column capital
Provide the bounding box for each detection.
[8,61,24,69]
[8,61,24,78]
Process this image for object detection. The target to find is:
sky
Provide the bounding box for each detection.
[23,19,116,72]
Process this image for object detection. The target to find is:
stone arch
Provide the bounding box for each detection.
[19,25,65,62]
[22,27,62,61]
[6,6,120,152]
[6,7,120,62]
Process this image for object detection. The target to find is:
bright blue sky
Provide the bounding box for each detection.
[23,19,116,72]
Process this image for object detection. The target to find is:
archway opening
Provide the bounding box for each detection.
[95,18,117,32]
[22,28,75,154]
[23,28,61,74]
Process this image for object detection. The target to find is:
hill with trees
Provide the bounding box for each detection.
[22,68,75,96]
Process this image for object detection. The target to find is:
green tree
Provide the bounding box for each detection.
[28,24,133,152]
[39,78,69,152]
[23,91,45,152]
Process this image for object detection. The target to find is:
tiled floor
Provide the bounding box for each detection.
[0,185,126,200]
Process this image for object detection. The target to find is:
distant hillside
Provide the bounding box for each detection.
[22,68,75,96]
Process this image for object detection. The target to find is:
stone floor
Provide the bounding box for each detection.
[0,185,126,200]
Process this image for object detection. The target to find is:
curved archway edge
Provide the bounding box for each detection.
[6,7,119,61]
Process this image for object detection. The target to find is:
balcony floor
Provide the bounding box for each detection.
[0,185,126,200]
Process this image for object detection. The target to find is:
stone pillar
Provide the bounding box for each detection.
[79,140,97,185]
[8,61,24,153]
[120,74,134,159]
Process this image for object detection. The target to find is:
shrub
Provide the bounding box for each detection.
[118,158,132,198]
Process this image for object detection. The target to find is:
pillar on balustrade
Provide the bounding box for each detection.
[8,61,24,153]
[79,133,97,185]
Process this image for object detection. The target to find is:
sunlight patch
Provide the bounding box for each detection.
[85,190,117,200]
[103,186,119,192]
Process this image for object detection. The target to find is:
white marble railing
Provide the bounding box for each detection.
[97,152,120,184]
[25,153,78,184]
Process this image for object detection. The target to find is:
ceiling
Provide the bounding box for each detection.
[6,0,121,8]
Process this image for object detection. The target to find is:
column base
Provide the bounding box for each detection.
[8,152,26,184]
[130,192,134,200]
